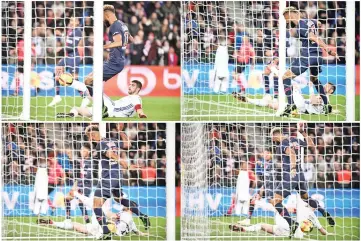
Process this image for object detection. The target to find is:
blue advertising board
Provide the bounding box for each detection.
[182,64,346,95]
[1,64,92,97]
[184,188,359,217]
[2,185,166,217]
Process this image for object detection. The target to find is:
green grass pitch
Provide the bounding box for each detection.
[3,216,181,240]
[207,216,360,241]
[1,96,180,121]
[182,94,360,121]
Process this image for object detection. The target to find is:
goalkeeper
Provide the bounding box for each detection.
[280,7,339,116]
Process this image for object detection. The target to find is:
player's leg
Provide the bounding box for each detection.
[79,186,92,224]
[263,65,272,97]
[57,106,92,118]
[309,57,332,114]
[271,183,298,237]
[71,56,91,108]
[93,180,112,239]
[48,61,65,106]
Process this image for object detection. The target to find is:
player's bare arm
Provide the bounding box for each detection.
[119,132,130,149]
[308,32,339,60]
[137,108,147,118]
[103,34,122,49]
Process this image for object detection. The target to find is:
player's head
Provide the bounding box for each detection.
[128,80,142,95]
[103,4,116,26]
[69,16,80,29]
[81,142,91,159]
[86,125,102,142]
[270,127,282,143]
[324,82,336,95]
[283,7,300,26]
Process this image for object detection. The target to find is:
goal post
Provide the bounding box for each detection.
[1,122,173,240]
[181,122,360,240]
[182,1,356,121]
[1,1,104,121]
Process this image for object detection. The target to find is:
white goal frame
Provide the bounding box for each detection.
[1,0,104,121]
[181,0,356,121]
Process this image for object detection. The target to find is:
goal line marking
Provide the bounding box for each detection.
[183,98,302,120]
[3,219,89,238]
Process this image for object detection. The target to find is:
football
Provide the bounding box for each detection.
[58,73,74,86]
[300,219,314,233]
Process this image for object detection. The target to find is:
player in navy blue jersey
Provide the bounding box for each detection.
[64,143,93,224]
[49,17,88,107]
[269,126,335,237]
[85,125,149,239]
[280,7,339,116]
[84,5,133,116]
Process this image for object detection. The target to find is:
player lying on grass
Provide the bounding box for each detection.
[229,194,328,238]
[37,187,148,238]
[269,126,335,237]
[234,82,336,115]
[281,6,339,116]
[56,80,147,118]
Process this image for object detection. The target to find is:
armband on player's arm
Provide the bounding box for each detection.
[135,104,147,118]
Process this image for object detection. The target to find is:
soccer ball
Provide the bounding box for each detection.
[59,73,74,86]
[300,219,314,233]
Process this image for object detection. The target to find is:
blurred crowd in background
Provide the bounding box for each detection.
[2,123,169,187]
[184,1,357,65]
[206,123,360,189]
[2,1,180,66]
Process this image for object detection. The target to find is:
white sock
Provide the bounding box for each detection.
[71,80,87,92]
[53,221,73,230]
[74,191,93,209]
[247,98,268,107]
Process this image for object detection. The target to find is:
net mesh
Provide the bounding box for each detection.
[182,1,352,121]
[181,122,360,240]
[1,123,168,240]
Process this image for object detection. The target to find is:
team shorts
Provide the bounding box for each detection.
[103,61,124,81]
[58,55,81,74]
[274,172,308,198]
[94,170,122,199]
[290,55,323,77]
[236,64,246,74]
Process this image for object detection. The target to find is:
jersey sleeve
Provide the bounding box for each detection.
[133,96,142,111]
[299,19,316,38]
[111,22,123,36]
[281,140,290,154]
[75,28,82,39]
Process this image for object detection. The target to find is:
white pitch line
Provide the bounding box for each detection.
[185,98,302,121]
[2,236,94,240]
[4,220,87,237]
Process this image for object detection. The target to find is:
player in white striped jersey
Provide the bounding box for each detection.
[235,80,335,115]
[57,80,147,118]
[37,187,148,238]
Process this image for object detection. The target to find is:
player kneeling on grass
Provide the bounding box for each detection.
[57,80,147,118]
[235,82,335,115]
[37,188,148,238]
[229,195,328,238]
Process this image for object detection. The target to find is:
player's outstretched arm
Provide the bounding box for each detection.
[136,108,147,118]
[308,32,339,60]
[297,122,315,148]
[104,34,123,49]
